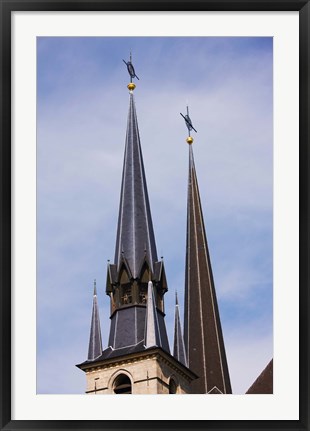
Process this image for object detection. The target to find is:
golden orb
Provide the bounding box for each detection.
[127,83,136,91]
[186,136,194,145]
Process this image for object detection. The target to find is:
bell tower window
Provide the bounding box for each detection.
[113,374,132,394]
[139,283,148,304]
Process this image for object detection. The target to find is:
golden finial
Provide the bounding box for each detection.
[127,82,136,92]
[186,136,194,145]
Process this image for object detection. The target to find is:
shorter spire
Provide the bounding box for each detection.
[145,281,157,348]
[87,280,103,361]
[144,281,165,349]
[173,291,187,367]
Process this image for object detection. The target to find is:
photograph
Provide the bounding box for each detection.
[36,36,273,395]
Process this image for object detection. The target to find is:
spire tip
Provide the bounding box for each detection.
[180,105,197,142]
[175,291,179,305]
[123,51,139,90]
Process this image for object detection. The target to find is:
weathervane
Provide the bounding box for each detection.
[123,52,139,92]
[180,106,197,145]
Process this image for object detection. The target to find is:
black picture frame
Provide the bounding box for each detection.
[1,1,309,430]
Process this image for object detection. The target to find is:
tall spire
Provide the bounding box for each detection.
[173,292,187,367]
[87,280,103,361]
[114,91,158,278]
[105,59,170,355]
[183,113,232,394]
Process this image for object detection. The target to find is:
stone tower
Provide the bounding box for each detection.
[76,62,197,394]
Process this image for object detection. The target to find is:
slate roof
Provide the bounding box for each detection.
[81,340,146,366]
[183,144,232,394]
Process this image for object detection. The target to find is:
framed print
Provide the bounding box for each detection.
[1,1,309,430]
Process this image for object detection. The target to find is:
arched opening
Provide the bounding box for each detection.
[169,378,177,394]
[139,283,148,304]
[139,262,149,305]
[120,284,132,305]
[113,374,132,394]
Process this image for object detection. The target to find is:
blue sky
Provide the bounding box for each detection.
[37,37,273,394]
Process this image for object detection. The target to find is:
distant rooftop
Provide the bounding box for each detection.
[246,359,273,394]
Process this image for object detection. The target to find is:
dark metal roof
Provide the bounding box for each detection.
[87,340,147,364]
[87,283,103,361]
[76,341,147,369]
[114,93,158,278]
[173,293,187,367]
[246,359,273,394]
[107,301,170,354]
[183,145,232,394]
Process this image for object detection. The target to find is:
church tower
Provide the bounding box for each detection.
[76,56,197,394]
[181,107,232,394]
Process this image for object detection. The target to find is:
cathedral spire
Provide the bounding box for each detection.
[173,292,187,367]
[114,89,158,278]
[182,111,232,394]
[87,280,103,361]
[105,60,170,355]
